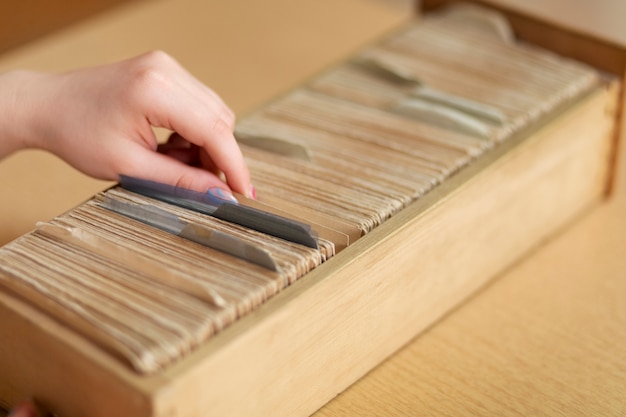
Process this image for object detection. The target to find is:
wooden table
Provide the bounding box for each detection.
[1,0,624,415]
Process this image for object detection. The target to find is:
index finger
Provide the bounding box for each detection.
[129,52,252,197]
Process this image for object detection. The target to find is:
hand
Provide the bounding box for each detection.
[0,51,253,198]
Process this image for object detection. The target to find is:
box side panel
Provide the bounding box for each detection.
[0,292,153,417]
[151,88,614,417]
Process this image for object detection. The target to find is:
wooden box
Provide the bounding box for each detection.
[0,2,624,416]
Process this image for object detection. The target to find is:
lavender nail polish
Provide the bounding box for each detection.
[207,188,238,204]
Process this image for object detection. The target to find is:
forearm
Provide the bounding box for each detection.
[0,71,25,158]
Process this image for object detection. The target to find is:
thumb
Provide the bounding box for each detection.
[120,146,236,198]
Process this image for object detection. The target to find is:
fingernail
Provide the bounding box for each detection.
[248,184,257,200]
[207,187,238,203]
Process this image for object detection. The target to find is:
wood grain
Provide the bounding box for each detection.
[314,153,626,417]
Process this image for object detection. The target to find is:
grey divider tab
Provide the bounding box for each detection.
[119,175,318,249]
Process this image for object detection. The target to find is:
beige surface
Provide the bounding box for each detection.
[0,0,144,54]
[0,0,625,416]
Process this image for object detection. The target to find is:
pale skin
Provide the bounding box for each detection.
[0,50,254,199]
[2,51,254,417]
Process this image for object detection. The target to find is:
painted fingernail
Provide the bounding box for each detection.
[207,187,238,203]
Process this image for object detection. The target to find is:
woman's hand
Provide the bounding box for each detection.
[0,51,253,198]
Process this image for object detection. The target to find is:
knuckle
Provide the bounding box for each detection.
[123,51,177,103]
[210,116,233,138]
[220,107,236,129]
[138,50,176,67]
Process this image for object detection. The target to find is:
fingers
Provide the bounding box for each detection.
[121,142,235,196]
[122,52,252,197]
[154,91,250,196]
[157,133,202,167]
[18,51,253,198]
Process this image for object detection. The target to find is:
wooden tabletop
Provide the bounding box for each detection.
[0,0,624,415]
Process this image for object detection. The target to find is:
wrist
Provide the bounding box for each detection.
[0,71,23,157]
[0,70,55,158]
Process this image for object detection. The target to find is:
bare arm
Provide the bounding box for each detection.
[0,51,253,199]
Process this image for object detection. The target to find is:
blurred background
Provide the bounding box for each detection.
[0,0,146,54]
